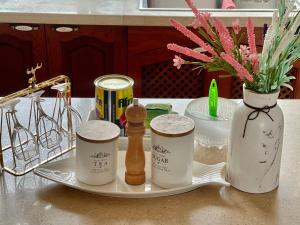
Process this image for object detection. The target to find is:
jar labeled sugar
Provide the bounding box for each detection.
[150,114,195,188]
[76,120,120,185]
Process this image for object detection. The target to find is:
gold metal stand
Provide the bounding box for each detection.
[0,64,79,176]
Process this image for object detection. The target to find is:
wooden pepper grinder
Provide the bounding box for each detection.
[125,98,147,185]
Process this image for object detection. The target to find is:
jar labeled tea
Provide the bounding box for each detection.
[76,120,120,185]
[150,114,195,188]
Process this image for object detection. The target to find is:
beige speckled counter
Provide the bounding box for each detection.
[1,98,300,225]
[0,0,279,26]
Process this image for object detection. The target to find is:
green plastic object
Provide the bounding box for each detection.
[209,79,218,117]
[144,103,172,128]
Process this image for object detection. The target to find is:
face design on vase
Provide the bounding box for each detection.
[259,125,282,167]
[259,130,274,164]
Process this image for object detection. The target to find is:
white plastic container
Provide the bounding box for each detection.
[150,114,195,188]
[184,97,237,148]
[76,120,120,185]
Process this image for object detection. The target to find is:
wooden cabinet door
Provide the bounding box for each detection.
[0,24,48,96]
[46,25,127,97]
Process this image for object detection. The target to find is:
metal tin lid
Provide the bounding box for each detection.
[94,75,134,91]
[150,114,195,137]
[76,120,120,143]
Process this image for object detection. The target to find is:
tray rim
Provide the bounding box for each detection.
[34,150,229,198]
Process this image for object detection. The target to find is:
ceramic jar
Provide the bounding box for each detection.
[76,120,120,185]
[150,114,195,188]
[227,87,284,193]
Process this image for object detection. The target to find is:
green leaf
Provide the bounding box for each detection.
[281,83,294,91]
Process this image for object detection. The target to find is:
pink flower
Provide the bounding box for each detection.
[167,43,212,63]
[191,18,201,29]
[249,53,258,62]
[249,53,259,73]
[203,12,211,19]
[246,18,259,73]
[246,18,257,55]
[214,18,234,55]
[240,45,249,52]
[232,19,241,34]
[173,55,185,69]
[185,0,200,18]
[185,0,215,38]
[197,13,214,38]
[170,19,217,56]
[221,52,253,81]
[240,45,250,64]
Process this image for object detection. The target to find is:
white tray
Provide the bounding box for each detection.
[34,138,229,198]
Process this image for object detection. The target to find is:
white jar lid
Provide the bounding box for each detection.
[150,114,195,137]
[94,75,134,91]
[76,120,120,143]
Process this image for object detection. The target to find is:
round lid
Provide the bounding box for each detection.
[184,97,237,121]
[94,75,134,91]
[150,114,195,137]
[76,120,120,143]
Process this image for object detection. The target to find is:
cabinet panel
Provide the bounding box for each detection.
[1,23,296,99]
[0,24,48,96]
[46,25,127,97]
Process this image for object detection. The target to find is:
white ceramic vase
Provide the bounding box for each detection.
[227,87,284,193]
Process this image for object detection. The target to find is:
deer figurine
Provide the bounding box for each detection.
[27,63,42,89]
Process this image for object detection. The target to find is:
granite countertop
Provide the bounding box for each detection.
[0,0,280,26]
[1,98,300,225]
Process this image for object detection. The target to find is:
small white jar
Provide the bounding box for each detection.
[76,120,120,185]
[150,114,195,188]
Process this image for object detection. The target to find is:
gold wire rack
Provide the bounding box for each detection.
[0,64,81,176]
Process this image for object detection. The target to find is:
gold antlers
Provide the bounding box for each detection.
[27,63,42,88]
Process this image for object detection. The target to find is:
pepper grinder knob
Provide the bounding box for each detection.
[125,98,147,185]
[133,98,138,106]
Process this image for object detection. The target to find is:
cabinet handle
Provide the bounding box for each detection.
[10,24,39,31]
[53,26,79,33]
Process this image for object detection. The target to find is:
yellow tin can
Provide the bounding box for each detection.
[94,75,134,134]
